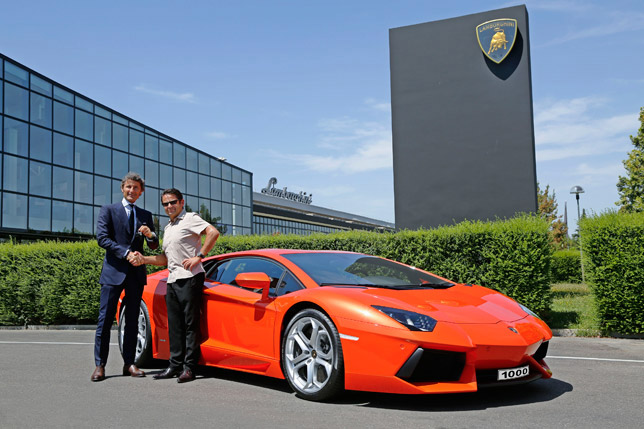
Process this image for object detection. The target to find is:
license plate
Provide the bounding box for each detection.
[497,365,529,381]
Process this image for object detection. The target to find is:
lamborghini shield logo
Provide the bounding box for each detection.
[476,18,517,64]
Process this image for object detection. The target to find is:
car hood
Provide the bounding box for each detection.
[324,284,527,324]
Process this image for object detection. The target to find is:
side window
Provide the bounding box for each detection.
[211,257,285,294]
[205,260,231,283]
[276,271,304,296]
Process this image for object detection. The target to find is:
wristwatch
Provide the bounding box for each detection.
[197,252,205,259]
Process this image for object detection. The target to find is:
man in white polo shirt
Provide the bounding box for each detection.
[132,188,219,383]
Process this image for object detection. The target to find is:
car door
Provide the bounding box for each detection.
[200,257,285,370]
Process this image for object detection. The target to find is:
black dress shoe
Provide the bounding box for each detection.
[177,368,195,383]
[91,365,105,382]
[123,364,146,377]
[153,367,182,380]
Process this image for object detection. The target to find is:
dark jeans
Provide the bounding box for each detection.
[94,273,143,366]
[166,273,204,371]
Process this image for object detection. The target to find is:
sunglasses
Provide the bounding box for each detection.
[162,199,179,207]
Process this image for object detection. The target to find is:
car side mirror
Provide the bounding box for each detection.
[235,272,272,301]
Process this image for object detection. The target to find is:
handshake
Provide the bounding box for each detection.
[127,251,145,267]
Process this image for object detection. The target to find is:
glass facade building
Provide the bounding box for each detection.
[0,54,253,240]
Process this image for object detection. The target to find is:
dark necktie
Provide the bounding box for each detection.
[128,204,135,234]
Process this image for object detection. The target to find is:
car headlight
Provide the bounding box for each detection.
[518,302,541,320]
[372,306,437,332]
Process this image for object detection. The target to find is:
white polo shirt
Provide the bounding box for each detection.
[163,210,211,283]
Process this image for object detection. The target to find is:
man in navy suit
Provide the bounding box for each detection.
[91,172,159,382]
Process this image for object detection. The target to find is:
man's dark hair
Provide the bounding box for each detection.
[121,172,145,191]
[162,188,183,201]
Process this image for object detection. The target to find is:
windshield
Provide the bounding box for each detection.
[281,252,452,289]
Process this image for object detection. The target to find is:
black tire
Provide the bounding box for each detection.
[281,309,344,401]
[118,300,153,367]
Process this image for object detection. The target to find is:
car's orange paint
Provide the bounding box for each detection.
[119,249,553,394]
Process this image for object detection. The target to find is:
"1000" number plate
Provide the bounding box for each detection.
[497,365,529,381]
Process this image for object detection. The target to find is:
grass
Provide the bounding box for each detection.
[546,282,601,336]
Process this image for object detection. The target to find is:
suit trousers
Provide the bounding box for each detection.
[166,273,204,371]
[94,270,143,367]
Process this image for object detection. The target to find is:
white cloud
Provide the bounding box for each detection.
[534,97,636,161]
[270,117,393,173]
[365,98,391,113]
[133,85,196,103]
[205,131,233,140]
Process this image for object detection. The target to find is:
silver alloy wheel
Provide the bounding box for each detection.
[284,316,335,394]
[119,305,148,364]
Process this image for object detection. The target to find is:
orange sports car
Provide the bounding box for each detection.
[117,249,552,401]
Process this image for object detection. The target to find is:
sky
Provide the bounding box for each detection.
[2,0,643,230]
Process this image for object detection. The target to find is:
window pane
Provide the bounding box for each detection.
[74,171,93,204]
[2,192,28,229]
[4,63,29,87]
[30,126,52,163]
[53,133,73,167]
[75,96,93,112]
[210,158,221,178]
[29,197,51,231]
[112,179,122,203]
[222,180,232,202]
[242,171,251,186]
[4,82,29,120]
[95,105,110,119]
[53,166,73,200]
[3,117,29,156]
[53,101,73,134]
[112,123,128,151]
[211,200,222,219]
[3,155,28,192]
[222,202,232,224]
[74,204,93,234]
[186,148,198,171]
[112,151,128,179]
[199,174,210,198]
[199,154,209,175]
[53,86,74,104]
[159,139,172,164]
[222,164,232,181]
[232,168,242,184]
[159,164,172,190]
[145,160,159,188]
[75,109,93,141]
[95,145,111,177]
[30,75,52,96]
[112,114,127,125]
[242,206,251,227]
[29,161,51,197]
[242,185,251,206]
[94,116,111,146]
[144,187,159,215]
[52,200,73,232]
[74,139,93,172]
[129,129,144,156]
[211,178,222,200]
[145,134,158,160]
[129,121,143,131]
[232,183,241,204]
[173,143,185,168]
[187,171,198,195]
[173,168,185,191]
[94,175,111,206]
[30,92,52,128]
[129,155,144,177]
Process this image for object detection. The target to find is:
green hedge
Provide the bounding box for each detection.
[580,211,644,335]
[551,250,582,283]
[0,215,553,325]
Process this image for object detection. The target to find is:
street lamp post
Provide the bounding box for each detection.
[570,185,585,283]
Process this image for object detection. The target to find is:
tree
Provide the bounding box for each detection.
[616,107,644,212]
[537,183,568,249]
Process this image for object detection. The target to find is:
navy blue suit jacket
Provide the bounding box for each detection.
[96,202,159,286]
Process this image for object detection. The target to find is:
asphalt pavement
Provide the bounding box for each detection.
[1,330,643,428]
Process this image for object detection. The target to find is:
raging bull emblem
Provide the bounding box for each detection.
[476,18,518,64]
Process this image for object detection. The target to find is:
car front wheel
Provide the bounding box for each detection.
[281,309,344,401]
[118,300,152,367]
